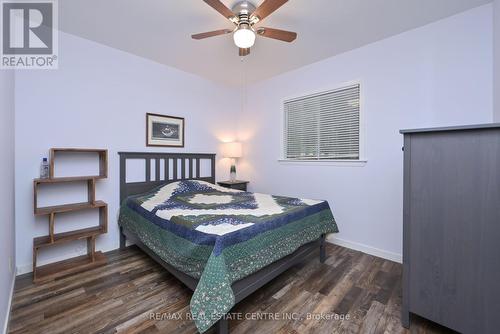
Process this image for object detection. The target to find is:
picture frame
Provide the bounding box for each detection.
[146,113,185,147]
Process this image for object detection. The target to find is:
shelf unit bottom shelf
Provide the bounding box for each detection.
[33,251,107,283]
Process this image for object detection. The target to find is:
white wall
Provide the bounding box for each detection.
[0,69,15,332]
[15,32,238,273]
[495,0,500,121]
[237,5,494,261]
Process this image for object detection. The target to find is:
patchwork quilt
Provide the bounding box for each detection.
[118,180,338,333]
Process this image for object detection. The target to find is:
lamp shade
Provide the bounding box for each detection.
[222,142,242,158]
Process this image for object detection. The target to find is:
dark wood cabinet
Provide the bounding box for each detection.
[401,124,500,333]
[217,180,249,191]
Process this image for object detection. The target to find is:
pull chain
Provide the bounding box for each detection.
[240,56,247,115]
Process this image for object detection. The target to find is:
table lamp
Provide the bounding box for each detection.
[222,142,242,182]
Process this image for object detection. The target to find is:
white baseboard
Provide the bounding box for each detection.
[326,235,402,263]
[16,265,31,276]
[2,271,15,334]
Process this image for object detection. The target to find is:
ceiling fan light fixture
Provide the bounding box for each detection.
[193,0,296,56]
[233,25,256,49]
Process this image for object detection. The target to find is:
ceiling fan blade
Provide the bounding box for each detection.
[256,27,297,42]
[203,0,235,20]
[192,29,232,40]
[251,0,288,22]
[239,48,250,57]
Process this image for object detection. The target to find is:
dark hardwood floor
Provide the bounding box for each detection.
[8,244,455,334]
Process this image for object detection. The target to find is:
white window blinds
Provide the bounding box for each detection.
[284,84,360,160]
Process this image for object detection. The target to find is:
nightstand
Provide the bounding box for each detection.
[217,180,249,191]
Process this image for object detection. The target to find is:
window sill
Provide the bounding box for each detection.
[278,159,368,167]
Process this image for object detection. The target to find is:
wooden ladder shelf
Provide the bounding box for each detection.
[32,148,108,283]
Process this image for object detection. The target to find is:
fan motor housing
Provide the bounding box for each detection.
[232,1,256,16]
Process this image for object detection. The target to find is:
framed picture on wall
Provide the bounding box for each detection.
[146,113,185,147]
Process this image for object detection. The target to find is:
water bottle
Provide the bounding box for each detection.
[40,158,49,179]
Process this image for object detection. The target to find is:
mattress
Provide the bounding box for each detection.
[118,180,338,332]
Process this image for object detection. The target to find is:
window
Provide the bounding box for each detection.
[283,84,360,161]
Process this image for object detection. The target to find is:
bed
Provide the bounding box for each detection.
[118,152,338,333]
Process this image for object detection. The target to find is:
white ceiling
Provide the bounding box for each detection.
[58,0,491,86]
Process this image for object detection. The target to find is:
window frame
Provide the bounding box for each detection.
[279,80,367,166]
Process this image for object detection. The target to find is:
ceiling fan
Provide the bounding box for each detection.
[192,0,297,56]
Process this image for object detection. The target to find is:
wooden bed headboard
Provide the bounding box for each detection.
[118,152,216,203]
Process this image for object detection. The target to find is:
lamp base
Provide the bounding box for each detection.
[230,164,237,182]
